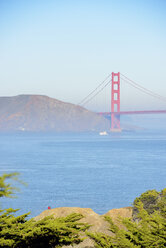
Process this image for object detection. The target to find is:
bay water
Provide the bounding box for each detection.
[0,131,166,218]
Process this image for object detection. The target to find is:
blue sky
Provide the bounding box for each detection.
[0,0,166,110]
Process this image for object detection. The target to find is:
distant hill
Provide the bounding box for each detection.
[0,95,109,132]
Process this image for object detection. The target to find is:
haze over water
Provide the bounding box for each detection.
[1,131,166,217]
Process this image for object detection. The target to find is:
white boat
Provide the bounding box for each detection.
[99,131,108,136]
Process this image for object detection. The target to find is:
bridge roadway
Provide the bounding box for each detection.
[98,110,166,115]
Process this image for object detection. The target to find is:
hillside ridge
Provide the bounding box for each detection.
[0,94,109,132]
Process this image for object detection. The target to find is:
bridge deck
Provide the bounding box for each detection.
[98,110,166,115]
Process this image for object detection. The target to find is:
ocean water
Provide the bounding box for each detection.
[0,131,166,218]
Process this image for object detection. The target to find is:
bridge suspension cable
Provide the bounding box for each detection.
[78,72,166,113]
[80,79,111,106]
[78,74,111,106]
[121,73,166,103]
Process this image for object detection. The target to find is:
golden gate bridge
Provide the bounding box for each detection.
[78,72,166,131]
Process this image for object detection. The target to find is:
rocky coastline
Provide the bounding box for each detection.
[35,206,133,248]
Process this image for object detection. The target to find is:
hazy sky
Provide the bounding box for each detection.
[0,0,166,110]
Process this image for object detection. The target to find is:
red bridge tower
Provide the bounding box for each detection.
[111,72,121,131]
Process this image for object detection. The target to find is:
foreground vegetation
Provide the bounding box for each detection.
[0,173,89,247]
[0,173,166,247]
[88,189,166,247]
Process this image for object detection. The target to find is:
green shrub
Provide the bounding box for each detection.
[0,173,89,248]
[88,188,166,248]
